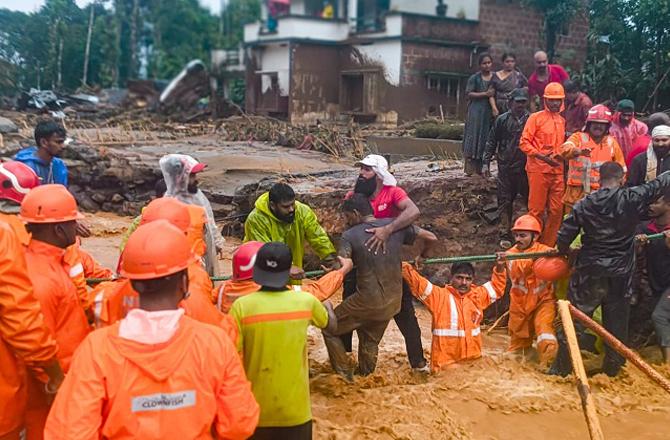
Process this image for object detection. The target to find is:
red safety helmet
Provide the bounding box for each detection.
[232,241,265,281]
[511,215,542,234]
[0,161,40,204]
[533,256,570,282]
[586,104,613,124]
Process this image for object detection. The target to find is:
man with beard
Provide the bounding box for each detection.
[628,125,670,186]
[343,154,428,371]
[160,154,224,276]
[244,182,337,281]
[527,51,569,112]
[609,99,648,160]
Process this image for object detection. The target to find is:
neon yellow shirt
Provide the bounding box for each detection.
[230,289,328,427]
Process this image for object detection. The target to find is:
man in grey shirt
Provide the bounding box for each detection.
[323,194,436,379]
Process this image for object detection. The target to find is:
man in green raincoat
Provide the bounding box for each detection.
[244,183,337,280]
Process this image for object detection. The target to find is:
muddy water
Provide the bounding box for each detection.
[81,215,670,439]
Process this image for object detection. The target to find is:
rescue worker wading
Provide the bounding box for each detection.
[560,104,626,213]
[45,220,260,439]
[402,260,505,371]
[19,184,91,440]
[551,162,670,377]
[519,81,567,246]
[497,215,559,365]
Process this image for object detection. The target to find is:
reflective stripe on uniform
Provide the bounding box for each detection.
[537,333,557,343]
[448,294,459,329]
[433,327,481,337]
[240,310,312,325]
[483,281,497,303]
[420,281,433,301]
[69,263,84,278]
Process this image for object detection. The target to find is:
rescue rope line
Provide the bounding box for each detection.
[85,232,667,285]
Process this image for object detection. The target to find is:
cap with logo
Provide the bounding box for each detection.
[252,242,293,289]
[510,88,529,102]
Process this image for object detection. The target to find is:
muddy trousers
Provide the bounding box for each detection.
[323,314,390,377]
[497,168,529,236]
[341,272,426,368]
[251,421,312,440]
[527,172,564,246]
[652,288,670,348]
[551,273,631,377]
[508,299,558,365]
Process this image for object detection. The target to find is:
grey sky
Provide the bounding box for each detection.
[0,0,222,15]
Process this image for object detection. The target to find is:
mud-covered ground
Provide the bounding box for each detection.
[81,213,670,440]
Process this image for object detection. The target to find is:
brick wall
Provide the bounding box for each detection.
[478,0,588,74]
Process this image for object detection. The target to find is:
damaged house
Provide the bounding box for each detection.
[243,0,588,125]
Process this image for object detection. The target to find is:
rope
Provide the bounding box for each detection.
[85,232,668,285]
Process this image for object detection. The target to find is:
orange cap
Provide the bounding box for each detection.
[511,215,542,234]
[140,197,190,232]
[543,82,565,99]
[19,184,84,223]
[533,256,570,281]
[120,220,194,280]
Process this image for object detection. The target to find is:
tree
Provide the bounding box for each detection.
[525,0,582,62]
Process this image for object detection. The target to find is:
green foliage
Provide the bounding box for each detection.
[414,123,464,140]
[524,0,581,61]
[0,0,260,93]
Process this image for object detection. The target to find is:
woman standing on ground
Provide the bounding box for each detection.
[463,53,495,175]
[491,52,528,116]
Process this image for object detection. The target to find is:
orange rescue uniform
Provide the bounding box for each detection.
[215,271,345,313]
[402,263,505,371]
[0,221,59,439]
[44,316,259,440]
[23,239,92,440]
[560,132,626,211]
[186,204,207,258]
[519,108,566,246]
[495,242,558,364]
[92,262,238,342]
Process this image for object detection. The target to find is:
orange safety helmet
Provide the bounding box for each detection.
[140,197,191,232]
[0,161,41,204]
[511,215,542,234]
[233,241,265,281]
[586,104,613,124]
[543,82,565,99]
[120,219,194,280]
[19,184,84,223]
[533,256,570,281]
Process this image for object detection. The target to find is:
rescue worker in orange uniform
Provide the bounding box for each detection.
[560,104,626,213]
[496,215,558,365]
[519,82,567,246]
[215,241,354,313]
[45,220,259,439]
[19,184,92,440]
[0,219,64,440]
[93,197,237,341]
[401,260,505,371]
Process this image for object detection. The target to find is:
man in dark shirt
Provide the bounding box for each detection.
[322,194,436,379]
[628,125,670,186]
[483,88,530,242]
[550,162,670,377]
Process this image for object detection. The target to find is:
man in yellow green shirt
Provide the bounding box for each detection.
[230,242,335,439]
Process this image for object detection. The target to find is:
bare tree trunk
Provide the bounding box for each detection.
[82,4,96,86]
[57,38,63,89]
[113,1,122,87]
[130,0,139,78]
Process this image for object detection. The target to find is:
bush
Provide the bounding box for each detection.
[414,123,464,140]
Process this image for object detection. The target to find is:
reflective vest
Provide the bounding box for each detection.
[565,133,622,193]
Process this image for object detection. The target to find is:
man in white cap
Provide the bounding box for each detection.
[343,154,428,371]
[628,125,670,186]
